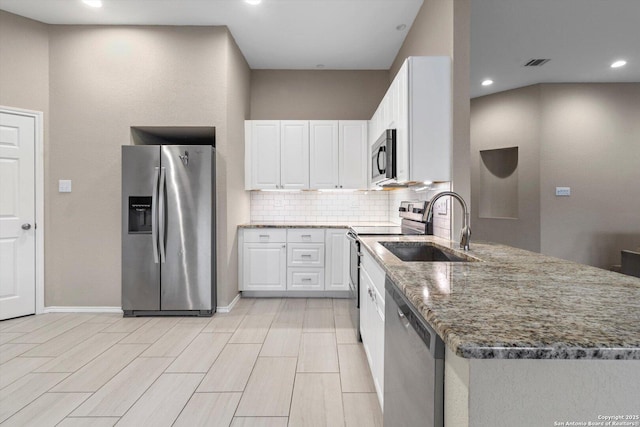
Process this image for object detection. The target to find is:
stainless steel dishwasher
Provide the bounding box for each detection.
[384,277,444,427]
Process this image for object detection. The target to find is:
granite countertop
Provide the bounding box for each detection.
[239,222,398,229]
[358,235,640,360]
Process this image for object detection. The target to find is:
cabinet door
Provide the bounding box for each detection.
[242,243,287,291]
[339,121,367,190]
[359,268,374,370]
[249,121,281,189]
[371,284,385,405]
[280,121,309,189]
[325,229,349,291]
[309,120,339,189]
[395,64,409,182]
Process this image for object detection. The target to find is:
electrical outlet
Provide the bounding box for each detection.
[59,180,72,193]
[555,187,571,197]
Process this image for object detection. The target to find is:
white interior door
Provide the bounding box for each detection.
[0,112,36,320]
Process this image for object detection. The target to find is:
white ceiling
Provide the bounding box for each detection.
[1,0,638,96]
[0,0,423,70]
[471,0,640,98]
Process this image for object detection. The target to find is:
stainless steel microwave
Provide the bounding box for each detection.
[371,129,396,186]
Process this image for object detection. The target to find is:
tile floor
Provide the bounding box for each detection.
[0,298,383,427]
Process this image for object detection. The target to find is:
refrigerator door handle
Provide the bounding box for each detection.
[159,166,167,264]
[151,167,160,264]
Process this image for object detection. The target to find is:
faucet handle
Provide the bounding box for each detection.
[460,225,471,251]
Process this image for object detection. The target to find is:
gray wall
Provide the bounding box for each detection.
[220,34,251,306]
[250,70,388,119]
[470,85,541,252]
[539,83,640,268]
[471,83,640,268]
[1,19,250,308]
[389,0,471,239]
[0,12,49,114]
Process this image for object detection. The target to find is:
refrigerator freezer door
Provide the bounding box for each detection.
[122,145,161,311]
[160,145,215,311]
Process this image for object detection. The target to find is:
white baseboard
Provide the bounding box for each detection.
[216,293,240,313]
[44,306,123,314]
[44,298,241,315]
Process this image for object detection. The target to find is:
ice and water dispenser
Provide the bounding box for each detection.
[128,196,152,233]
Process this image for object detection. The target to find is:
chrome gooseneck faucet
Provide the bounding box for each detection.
[423,191,471,251]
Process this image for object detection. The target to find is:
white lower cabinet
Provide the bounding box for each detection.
[239,228,349,293]
[242,242,287,291]
[360,250,385,409]
[325,229,349,291]
[288,268,325,291]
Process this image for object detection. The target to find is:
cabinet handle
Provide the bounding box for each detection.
[282,244,286,248]
[302,278,312,282]
[259,235,270,238]
[301,254,312,258]
[301,234,311,238]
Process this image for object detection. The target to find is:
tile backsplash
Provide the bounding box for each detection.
[250,191,390,224]
[249,182,452,241]
[387,182,452,240]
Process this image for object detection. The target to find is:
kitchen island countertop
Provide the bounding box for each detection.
[358,235,640,360]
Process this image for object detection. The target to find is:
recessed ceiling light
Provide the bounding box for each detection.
[82,0,102,7]
[245,0,262,5]
[481,79,494,86]
[611,60,627,68]
[396,24,407,31]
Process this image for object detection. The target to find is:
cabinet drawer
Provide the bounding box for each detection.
[288,243,324,267]
[287,229,325,243]
[288,268,325,291]
[243,228,287,243]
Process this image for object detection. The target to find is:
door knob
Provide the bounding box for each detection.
[22,223,32,230]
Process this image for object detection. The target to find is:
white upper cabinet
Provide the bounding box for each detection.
[394,65,409,182]
[309,120,340,189]
[369,56,452,184]
[245,120,309,190]
[246,121,280,189]
[339,121,367,190]
[280,121,310,189]
[246,119,367,190]
[310,120,368,190]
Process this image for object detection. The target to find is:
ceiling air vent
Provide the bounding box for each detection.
[524,59,550,67]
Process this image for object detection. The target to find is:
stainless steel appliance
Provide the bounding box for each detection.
[121,145,216,316]
[371,129,396,186]
[384,277,444,427]
[346,201,430,341]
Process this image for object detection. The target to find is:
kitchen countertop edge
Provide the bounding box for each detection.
[238,222,398,229]
[358,235,640,360]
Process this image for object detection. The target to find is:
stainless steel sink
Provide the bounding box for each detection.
[379,242,472,262]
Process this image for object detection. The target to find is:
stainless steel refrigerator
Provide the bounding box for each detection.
[121,145,216,316]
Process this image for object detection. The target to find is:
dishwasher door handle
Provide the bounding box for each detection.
[398,307,410,329]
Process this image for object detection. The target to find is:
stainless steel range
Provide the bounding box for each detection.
[346,201,430,341]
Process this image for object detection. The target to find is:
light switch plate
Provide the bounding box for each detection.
[59,180,72,193]
[555,187,571,196]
